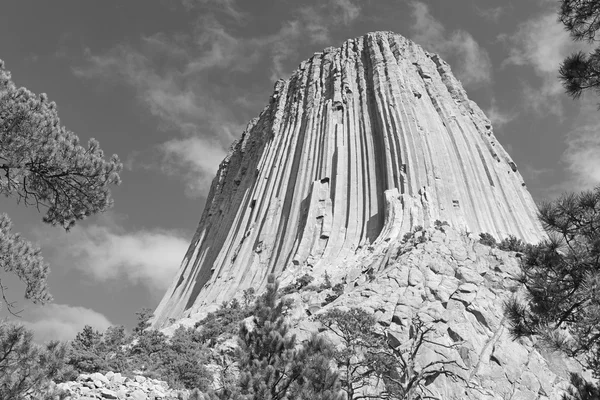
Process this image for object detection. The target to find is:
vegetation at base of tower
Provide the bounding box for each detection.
[478,232,530,253]
[235,276,341,400]
[193,298,254,345]
[0,60,121,399]
[497,235,529,253]
[381,316,470,399]
[317,309,470,400]
[559,0,600,99]
[317,308,387,399]
[323,283,345,305]
[0,322,70,400]
[281,273,316,295]
[66,309,213,391]
[48,276,486,399]
[505,187,600,396]
[478,232,497,247]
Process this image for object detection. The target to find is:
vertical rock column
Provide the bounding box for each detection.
[152,32,545,327]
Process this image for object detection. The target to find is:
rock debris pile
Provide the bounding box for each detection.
[51,372,189,400]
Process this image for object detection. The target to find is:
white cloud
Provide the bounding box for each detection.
[21,304,112,342]
[330,0,361,25]
[160,137,227,196]
[74,30,241,197]
[561,99,600,190]
[502,12,590,115]
[35,217,190,292]
[486,98,517,130]
[181,0,245,21]
[476,5,505,22]
[74,1,362,195]
[410,2,492,87]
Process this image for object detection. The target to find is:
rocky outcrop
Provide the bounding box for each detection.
[51,372,189,400]
[287,226,577,399]
[152,31,545,328]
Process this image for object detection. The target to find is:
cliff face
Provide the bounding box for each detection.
[153,31,545,326]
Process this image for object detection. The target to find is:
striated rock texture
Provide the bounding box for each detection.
[153,31,545,326]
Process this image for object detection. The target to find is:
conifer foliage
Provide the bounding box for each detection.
[0,59,121,311]
[0,60,122,230]
[237,276,309,400]
[506,187,600,390]
[0,213,51,313]
[0,323,69,400]
[0,60,122,399]
[559,1,600,98]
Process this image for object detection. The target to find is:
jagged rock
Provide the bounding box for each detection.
[100,388,118,399]
[52,373,190,400]
[130,390,147,400]
[296,227,580,399]
[153,31,545,327]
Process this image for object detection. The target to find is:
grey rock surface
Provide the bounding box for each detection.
[153,31,545,328]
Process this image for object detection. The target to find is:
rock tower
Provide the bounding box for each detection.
[153,32,545,327]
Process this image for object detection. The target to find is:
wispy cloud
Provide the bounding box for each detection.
[74,1,363,197]
[561,98,600,190]
[330,0,361,25]
[409,1,492,87]
[22,304,112,342]
[486,98,517,131]
[181,0,245,21]
[501,12,589,115]
[35,216,189,292]
[74,27,246,197]
[160,137,227,196]
[475,5,505,22]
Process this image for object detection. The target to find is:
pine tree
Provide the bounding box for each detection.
[317,307,388,400]
[505,187,600,395]
[0,59,121,399]
[0,59,121,311]
[0,213,51,314]
[0,60,122,230]
[558,1,600,98]
[67,325,108,374]
[287,334,343,400]
[236,275,305,400]
[134,307,154,336]
[0,322,69,400]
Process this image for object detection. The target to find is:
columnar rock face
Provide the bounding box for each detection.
[153,31,545,327]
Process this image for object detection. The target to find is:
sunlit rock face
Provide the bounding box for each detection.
[153,31,545,327]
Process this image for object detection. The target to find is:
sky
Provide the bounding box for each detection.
[1,0,599,342]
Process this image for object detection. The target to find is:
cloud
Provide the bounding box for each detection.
[502,12,590,115]
[268,0,361,78]
[409,1,492,87]
[74,1,362,195]
[330,0,361,25]
[160,137,227,196]
[486,98,517,130]
[561,99,600,190]
[181,0,245,21]
[36,217,190,291]
[21,303,112,342]
[475,6,505,22]
[74,28,243,197]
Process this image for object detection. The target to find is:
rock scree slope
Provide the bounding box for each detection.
[152,31,545,327]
